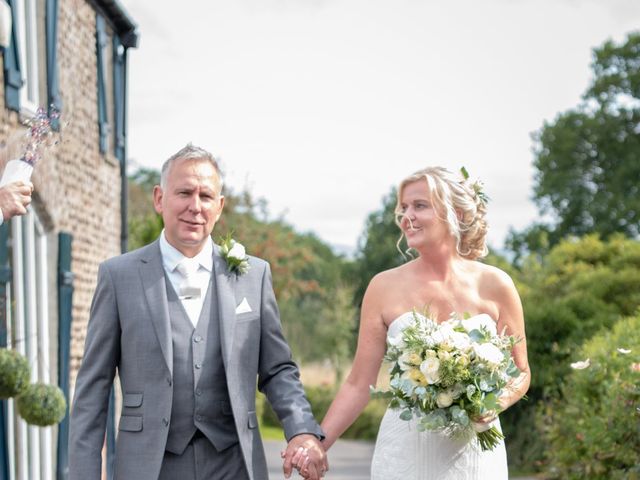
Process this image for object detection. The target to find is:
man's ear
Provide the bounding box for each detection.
[216,195,225,220]
[153,185,163,214]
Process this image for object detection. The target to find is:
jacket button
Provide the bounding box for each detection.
[162,418,169,427]
[194,335,203,343]
[195,389,202,396]
[194,363,202,369]
[195,415,202,422]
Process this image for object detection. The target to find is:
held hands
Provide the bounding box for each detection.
[281,433,329,480]
[0,181,34,220]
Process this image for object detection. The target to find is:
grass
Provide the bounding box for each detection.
[260,422,285,441]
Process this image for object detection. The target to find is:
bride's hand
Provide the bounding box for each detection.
[472,409,498,429]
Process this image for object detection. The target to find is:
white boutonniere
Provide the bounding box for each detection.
[219,234,250,275]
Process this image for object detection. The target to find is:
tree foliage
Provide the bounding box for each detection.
[350,187,405,308]
[508,32,640,258]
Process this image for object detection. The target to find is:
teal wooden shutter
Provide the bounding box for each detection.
[0,224,11,479]
[56,233,73,480]
[113,35,128,252]
[46,0,61,129]
[3,0,24,111]
[96,15,109,153]
[113,36,125,163]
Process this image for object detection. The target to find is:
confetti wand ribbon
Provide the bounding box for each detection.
[0,107,60,187]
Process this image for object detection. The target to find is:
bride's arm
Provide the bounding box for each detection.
[492,269,530,411]
[320,275,389,450]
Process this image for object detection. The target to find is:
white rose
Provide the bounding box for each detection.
[450,331,471,351]
[436,391,454,408]
[399,352,419,370]
[473,343,504,366]
[227,242,246,260]
[420,357,441,384]
[462,314,497,336]
[438,350,451,361]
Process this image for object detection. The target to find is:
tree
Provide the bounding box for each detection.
[508,32,640,258]
[350,187,405,308]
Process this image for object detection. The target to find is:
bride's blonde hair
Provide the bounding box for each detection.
[395,166,489,260]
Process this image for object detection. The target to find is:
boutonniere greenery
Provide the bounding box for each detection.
[219,234,250,275]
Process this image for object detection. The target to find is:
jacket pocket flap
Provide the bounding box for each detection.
[119,415,142,432]
[123,393,143,408]
[247,410,258,429]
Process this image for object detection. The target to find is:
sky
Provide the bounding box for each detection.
[122,0,640,254]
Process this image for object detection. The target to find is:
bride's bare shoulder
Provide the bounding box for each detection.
[369,262,413,286]
[473,261,517,297]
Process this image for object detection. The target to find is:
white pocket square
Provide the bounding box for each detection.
[235,297,252,314]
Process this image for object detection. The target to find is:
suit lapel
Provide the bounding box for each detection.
[213,247,237,366]
[139,240,173,376]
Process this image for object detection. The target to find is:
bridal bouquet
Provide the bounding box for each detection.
[372,311,521,451]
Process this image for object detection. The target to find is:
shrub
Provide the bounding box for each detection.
[0,348,30,399]
[503,235,640,472]
[16,383,66,426]
[540,315,640,479]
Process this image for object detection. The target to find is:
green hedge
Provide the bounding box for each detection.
[260,385,387,441]
[540,314,640,479]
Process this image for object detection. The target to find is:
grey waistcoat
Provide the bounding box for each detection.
[164,274,238,455]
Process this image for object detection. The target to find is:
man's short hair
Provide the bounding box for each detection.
[160,143,223,192]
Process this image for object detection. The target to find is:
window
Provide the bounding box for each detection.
[14,0,40,114]
[4,209,52,480]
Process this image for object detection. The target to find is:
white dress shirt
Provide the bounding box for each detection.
[159,230,213,327]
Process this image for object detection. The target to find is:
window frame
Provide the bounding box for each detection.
[5,209,53,480]
[14,0,40,115]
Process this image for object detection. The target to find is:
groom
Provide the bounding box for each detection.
[69,144,326,479]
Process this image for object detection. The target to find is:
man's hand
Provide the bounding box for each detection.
[0,181,33,220]
[281,433,328,480]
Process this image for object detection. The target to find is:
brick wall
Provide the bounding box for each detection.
[0,0,123,391]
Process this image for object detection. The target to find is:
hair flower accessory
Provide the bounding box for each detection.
[460,166,490,206]
[219,234,250,275]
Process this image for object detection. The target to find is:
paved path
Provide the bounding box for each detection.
[265,439,537,479]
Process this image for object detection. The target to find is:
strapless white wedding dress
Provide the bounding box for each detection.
[370,312,509,480]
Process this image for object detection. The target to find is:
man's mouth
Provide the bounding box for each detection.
[181,219,204,226]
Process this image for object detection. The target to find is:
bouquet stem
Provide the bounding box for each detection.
[476,426,504,451]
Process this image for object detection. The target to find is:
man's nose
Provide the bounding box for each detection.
[188,194,201,212]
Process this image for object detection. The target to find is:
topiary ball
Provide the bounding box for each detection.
[0,348,31,399]
[16,383,66,426]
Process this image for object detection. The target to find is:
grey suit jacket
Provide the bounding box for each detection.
[69,240,323,480]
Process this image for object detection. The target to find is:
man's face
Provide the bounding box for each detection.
[153,158,224,257]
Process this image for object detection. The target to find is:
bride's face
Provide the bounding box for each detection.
[398,180,452,249]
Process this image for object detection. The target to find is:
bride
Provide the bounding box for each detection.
[318,166,530,479]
